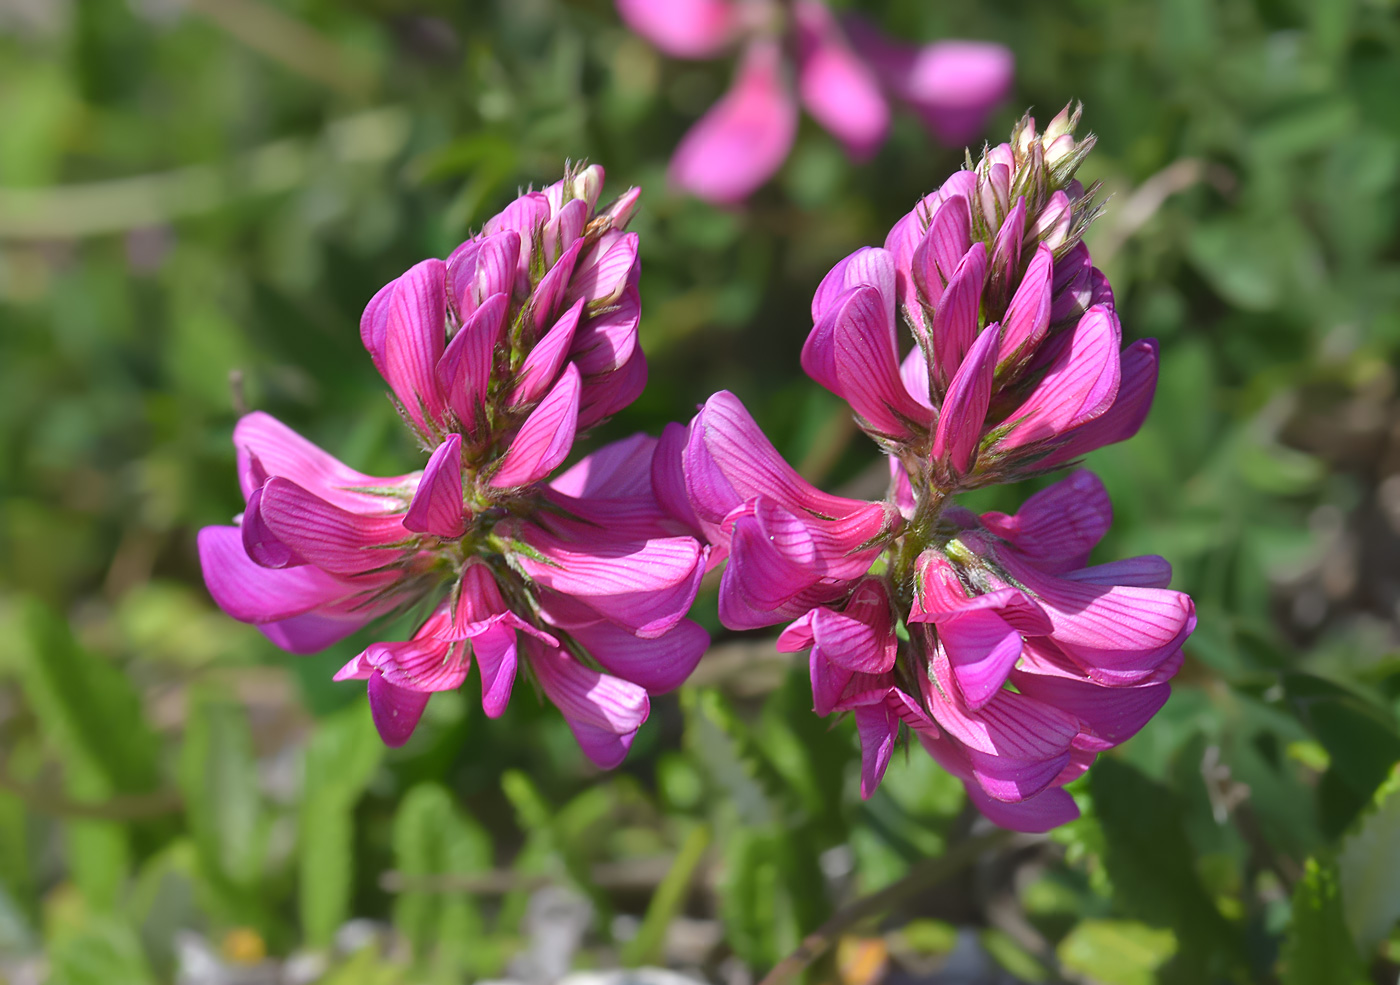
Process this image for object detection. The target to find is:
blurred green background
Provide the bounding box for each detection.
[2,0,1400,982]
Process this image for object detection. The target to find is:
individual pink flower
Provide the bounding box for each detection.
[201,166,708,766]
[618,0,1013,204]
[671,109,1194,831]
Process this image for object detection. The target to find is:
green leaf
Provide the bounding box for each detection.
[623,823,711,967]
[298,703,384,949]
[1089,758,1241,979]
[1281,857,1368,985]
[1057,920,1177,985]
[179,688,266,892]
[47,918,155,985]
[391,783,493,981]
[16,599,160,795]
[1338,781,1400,959]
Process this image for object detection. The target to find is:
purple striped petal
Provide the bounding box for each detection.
[996,243,1053,374]
[855,703,899,798]
[899,346,933,410]
[998,304,1122,451]
[809,246,896,340]
[979,469,1110,571]
[566,231,639,310]
[529,238,584,334]
[930,241,986,388]
[367,671,430,748]
[885,170,978,327]
[470,230,524,305]
[438,292,508,434]
[241,485,306,568]
[256,477,411,576]
[669,41,798,204]
[988,196,1026,309]
[931,322,998,475]
[570,285,640,376]
[403,433,466,538]
[360,280,393,373]
[259,612,368,654]
[490,364,581,489]
[552,432,657,499]
[511,298,584,409]
[964,782,1079,832]
[824,286,929,437]
[1066,555,1173,589]
[383,259,449,433]
[234,412,411,512]
[1038,339,1159,468]
[473,623,519,718]
[569,618,709,693]
[939,607,1023,710]
[577,347,648,430]
[528,639,649,769]
[910,193,971,313]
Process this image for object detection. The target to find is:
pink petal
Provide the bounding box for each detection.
[529,238,584,335]
[570,285,640,376]
[996,243,1053,373]
[939,607,1024,710]
[382,259,449,434]
[552,432,657,499]
[1012,665,1172,751]
[490,363,581,489]
[988,197,1026,308]
[260,612,368,654]
[997,304,1122,452]
[979,469,1110,571]
[669,41,798,204]
[577,347,648,430]
[910,193,972,316]
[652,422,707,536]
[566,231,639,310]
[931,322,998,475]
[964,782,1079,833]
[467,230,524,306]
[930,241,986,388]
[615,0,739,59]
[403,433,466,538]
[1066,555,1173,589]
[473,623,519,718]
[528,640,650,769]
[367,671,430,747]
[512,298,584,408]
[198,526,383,626]
[234,412,411,513]
[241,485,306,569]
[1038,339,1159,468]
[855,703,898,798]
[569,618,709,693]
[255,477,411,576]
[885,171,978,327]
[438,292,508,434]
[794,0,889,160]
[809,246,896,348]
[512,526,704,639]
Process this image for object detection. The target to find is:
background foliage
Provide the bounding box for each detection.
[2,0,1400,982]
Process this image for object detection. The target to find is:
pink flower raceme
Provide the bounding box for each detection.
[617,0,1013,204]
[669,110,1194,831]
[200,166,709,766]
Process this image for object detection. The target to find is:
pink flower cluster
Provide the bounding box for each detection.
[617,0,1013,204]
[199,166,710,767]
[664,107,1195,830]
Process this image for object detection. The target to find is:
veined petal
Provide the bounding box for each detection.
[1066,555,1173,589]
[490,364,581,489]
[910,193,971,313]
[577,347,648,430]
[261,612,369,655]
[669,41,798,204]
[241,485,306,569]
[979,469,1110,571]
[512,298,584,408]
[1038,339,1159,468]
[367,671,430,748]
[939,607,1024,710]
[512,526,704,638]
[855,703,899,798]
[930,241,986,388]
[998,304,1122,451]
[653,422,707,536]
[814,286,929,437]
[570,285,640,378]
[198,526,383,626]
[256,477,411,576]
[931,322,998,475]
[383,259,449,433]
[997,243,1053,373]
[473,623,519,718]
[234,412,412,513]
[964,781,1079,832]
[528,639,649,769]
[616,0,739,59]
[438,292,508,434]
[403,433,466,538]
[552,431,657,499]
[529,238,584,334]
[566,231,639,310]
[569,618,709,693]
[885,170,978,328]
[809,247,896,357]
[469,230,524,305]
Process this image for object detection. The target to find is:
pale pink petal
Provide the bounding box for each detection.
[794,0,889,160]
[669,41,798,205]
[616,0,739,59]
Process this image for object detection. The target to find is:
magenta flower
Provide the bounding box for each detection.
[618,0,1013,204]
[200,166,709,765]
[670,109,1194,831]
